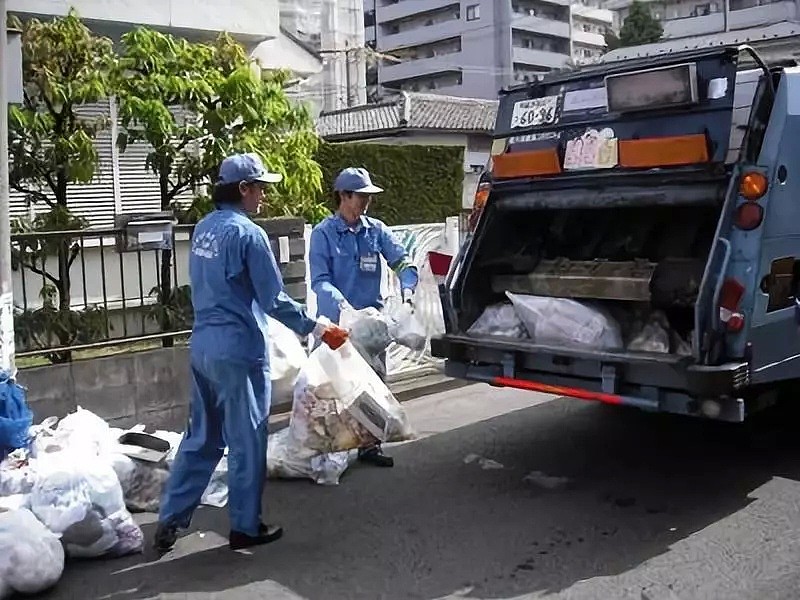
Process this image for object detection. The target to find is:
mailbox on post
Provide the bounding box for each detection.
[115,212,175,253]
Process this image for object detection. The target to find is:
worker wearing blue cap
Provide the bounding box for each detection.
[309,167,419,468]
[155,153,349,553]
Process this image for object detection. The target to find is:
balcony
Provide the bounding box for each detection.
[379,18,464,50]
[512,46,570,69]
[381,52,462,83]
[572,29,606,46]
[571,4,614,24]
[512,14,572,38]
[377,0,459,23]
[662,1,797,38]
[10,0,280,43]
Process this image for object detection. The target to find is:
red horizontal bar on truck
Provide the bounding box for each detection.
[491,376,660,411]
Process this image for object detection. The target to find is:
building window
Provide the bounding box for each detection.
[466,4,480,21]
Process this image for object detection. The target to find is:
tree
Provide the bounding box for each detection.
[9,11,116,361]
[115,29,325,340]
[618,1,664,48]
[604,29,622,52]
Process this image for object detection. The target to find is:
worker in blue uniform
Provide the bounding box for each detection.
[309,167,419,468]
[155,153,349,553]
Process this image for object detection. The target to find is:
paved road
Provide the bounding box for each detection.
[48,384,800,600]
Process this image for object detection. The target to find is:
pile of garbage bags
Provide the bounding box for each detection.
[468,293,693,355]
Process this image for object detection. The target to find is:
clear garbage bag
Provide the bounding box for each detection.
[0,508,64,598]
[109,453,170,514]
[29,452,143,558]
[627,311,670,353]
[289,347,378,454]
[467,303,528,338]
[386,303,428,352]
[266,428,353,486]
[315,342,414,443]
[506,293,623,350]
[340,306,392,378]
[268,316,307,408]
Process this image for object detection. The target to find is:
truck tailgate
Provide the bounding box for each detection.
[431,334,749,398]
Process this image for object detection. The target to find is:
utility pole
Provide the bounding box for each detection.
[0,0,16,377]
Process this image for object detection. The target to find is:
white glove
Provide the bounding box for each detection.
[401,288,415,306]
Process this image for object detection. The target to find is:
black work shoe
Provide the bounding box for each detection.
[154,522,179,553]
[229,523,284,550]
[358,445,394,468]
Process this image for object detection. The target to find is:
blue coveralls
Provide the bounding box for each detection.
[160,205,317,536]
[309,213,419,325]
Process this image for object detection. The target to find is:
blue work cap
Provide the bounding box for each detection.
[218,153,282,185]
[333,167,384,194]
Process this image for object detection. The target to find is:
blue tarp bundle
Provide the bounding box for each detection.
[0,371,31,456]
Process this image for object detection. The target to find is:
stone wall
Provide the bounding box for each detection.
[18,347,191,431]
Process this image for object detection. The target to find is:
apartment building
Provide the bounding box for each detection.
[281,0,368,112]
[571,0,614,65]
[369,0,573,100]
[604,0,800,42]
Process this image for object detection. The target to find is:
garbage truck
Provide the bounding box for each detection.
[431,45,800,423]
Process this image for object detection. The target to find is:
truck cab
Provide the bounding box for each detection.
[432,46,800,422]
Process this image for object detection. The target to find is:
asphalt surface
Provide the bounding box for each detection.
[46,384,800,600]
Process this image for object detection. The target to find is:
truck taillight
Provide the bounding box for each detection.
[735,171,767,230]
[734,202,764,230]
[468,182,491,232]
[719,278,745,333]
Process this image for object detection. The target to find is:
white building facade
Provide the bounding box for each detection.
[604,0,800,43]
[571,1,614,65]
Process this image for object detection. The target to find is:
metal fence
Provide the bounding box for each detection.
[12,225,195,361]
[12,217,462,366]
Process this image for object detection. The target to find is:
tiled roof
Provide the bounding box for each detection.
[317,92,498,140]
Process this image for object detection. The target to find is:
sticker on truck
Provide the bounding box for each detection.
[563,128,618,170]
[510,95,560,129]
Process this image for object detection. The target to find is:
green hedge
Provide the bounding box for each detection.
[314,142,463,226]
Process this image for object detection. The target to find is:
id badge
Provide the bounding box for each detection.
[359,253,378,273]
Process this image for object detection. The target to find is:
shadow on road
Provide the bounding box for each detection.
[50,397,800,600]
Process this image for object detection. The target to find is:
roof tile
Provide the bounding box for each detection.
[317,92,498,140]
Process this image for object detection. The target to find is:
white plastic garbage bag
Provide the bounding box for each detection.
[50,407,114,457]
[0,449,36,497]
[386,303,428,352]
[268,316,307,408]
[316,342,414,443]
[289,348,378,454]
[627,311,670,353]
[468,303,528,338]
[110,453,170,514]
[0,508,64,598]
[340,306,392,378]
[30,452,143,558]
[506,293,623,350]
[266,429,353,486]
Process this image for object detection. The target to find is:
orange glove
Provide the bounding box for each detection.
[321,324,349,350]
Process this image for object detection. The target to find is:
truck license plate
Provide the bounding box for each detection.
[510,95,559,129]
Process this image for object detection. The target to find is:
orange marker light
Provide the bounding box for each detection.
[739,171,768,201]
